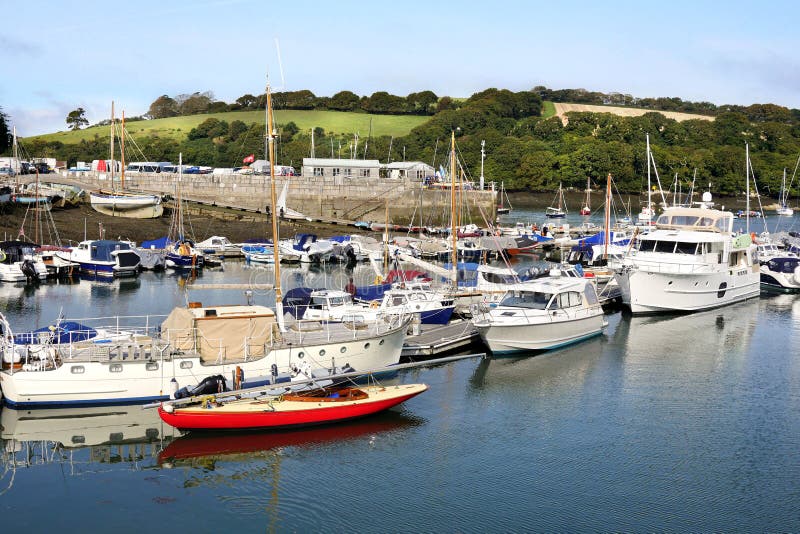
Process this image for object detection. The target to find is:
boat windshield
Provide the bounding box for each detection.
[767,258,800,273]
[483,271,518,284]
[499,290,552,310]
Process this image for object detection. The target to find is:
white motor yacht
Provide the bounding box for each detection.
[472,277,606,355]
[614,206,760,314]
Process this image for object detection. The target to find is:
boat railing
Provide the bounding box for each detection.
[623,255,720,274]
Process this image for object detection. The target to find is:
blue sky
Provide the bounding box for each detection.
[2,0,799,136]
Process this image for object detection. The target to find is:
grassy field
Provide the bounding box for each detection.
[27,110,431,143]
[541,101,556,119]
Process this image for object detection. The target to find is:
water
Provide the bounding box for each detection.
[2,212,800,531]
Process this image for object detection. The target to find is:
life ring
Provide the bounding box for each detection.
[370,301,379,309]
[0,250,6,262]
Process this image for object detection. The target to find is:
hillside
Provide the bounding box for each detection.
[26,110,431,143]
[553,103,715,124]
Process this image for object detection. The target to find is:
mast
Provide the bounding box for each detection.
[34,167,40,243]
[383,199,389,275]
[745,143,750,234]
[110,101,115,187]
[12,126,18,191]
[586,176,591,209]
[646,133,652,217]
[121,110,126,189]
[479,140,485,190]
[604,173,611,260]
[267,81,283,313]
[450,132,457,286]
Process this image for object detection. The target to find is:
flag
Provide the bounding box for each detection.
[243,154,255,164]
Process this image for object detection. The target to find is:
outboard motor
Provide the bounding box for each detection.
[173,374,228,399]
[21,259,38,284]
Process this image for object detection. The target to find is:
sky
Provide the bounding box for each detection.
[2,0,800,137]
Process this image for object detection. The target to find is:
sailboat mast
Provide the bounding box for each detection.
[267,83,282,305]
[12,126,18,191]
[450,132,457,285]
[604,173,611,260]
[121,110,126,189]
[110,101,115,185]
[745,143,750,234]
[646,133,651,215]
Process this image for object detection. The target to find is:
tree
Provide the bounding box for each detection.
[234,94,259,110]
[329,90,360,111]
[66,108,88,130]
[179,92,213,115]
[0,106,10,153]
[147,95,179,119]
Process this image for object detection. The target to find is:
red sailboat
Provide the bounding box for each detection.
[158,384,428,431]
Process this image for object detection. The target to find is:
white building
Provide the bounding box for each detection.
[384,161,435,180]
[302,158,380,179]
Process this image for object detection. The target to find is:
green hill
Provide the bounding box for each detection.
[27,109,431,143]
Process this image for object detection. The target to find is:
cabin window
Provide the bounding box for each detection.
[639,240,656,252]
[313,167,324,177]
[146,362,158,371]
[297,351,305,359]
[332,168,341,177]
[344,168,352,177]
[71,365,85,374]
[360,169,371,178]
[180,361,193,369]
[675,242,698,254]
[500,291,550,310]
[340,346,347,353]
[71,435,86,444]
[558,292,583,309]
[364,343,371,349]
[109,364,123,373]
[379,339,385,345]
[654,241,676,253]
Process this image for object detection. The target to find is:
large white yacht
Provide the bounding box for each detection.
[614,201,760,314]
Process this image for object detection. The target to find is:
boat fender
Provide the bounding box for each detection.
[271,363,278,380]
[234,365,244,390]
[169,377,179,399]
[0,250,5,262]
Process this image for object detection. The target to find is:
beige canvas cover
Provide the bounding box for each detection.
[161,305,279,361]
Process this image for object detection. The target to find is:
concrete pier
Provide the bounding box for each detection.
[41,171,498,226]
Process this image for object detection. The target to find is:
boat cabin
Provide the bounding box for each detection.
[498,279,599,311]
[654,208,733,233]
[161,304,280,361]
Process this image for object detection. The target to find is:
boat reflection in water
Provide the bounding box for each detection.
[158,412,423,468]
[1,405,178,486]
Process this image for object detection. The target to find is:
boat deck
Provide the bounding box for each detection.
[401,320,482,360]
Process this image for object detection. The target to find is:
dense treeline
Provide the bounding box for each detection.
[144,89,443,119]
[8,86,800,200]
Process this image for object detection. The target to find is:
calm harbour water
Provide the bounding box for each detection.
[1,209,799,532]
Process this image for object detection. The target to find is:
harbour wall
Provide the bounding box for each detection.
[52,171,498,226]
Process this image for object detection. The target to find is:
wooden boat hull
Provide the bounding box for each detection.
[158,384,427,431]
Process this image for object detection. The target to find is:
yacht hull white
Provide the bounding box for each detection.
[616,268,760,314]
[476,314,605,354]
